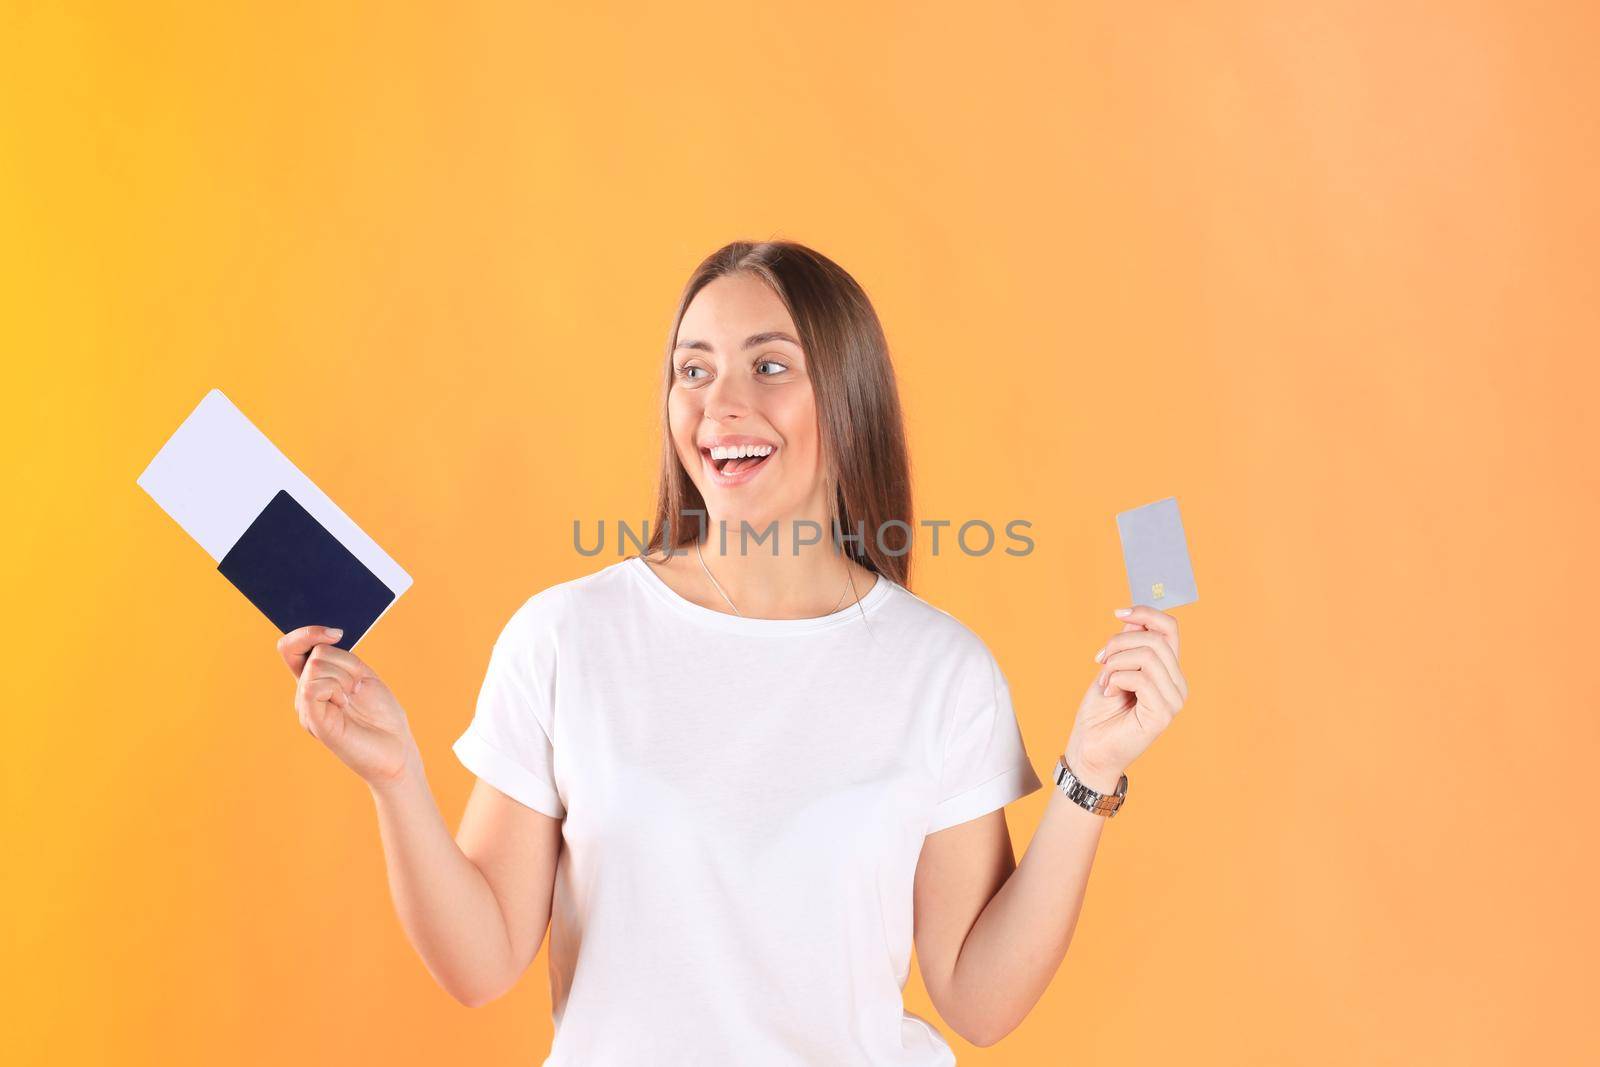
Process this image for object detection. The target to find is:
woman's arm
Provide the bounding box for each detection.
[275,625,562,1007]
[369,741,563,1007]
[916,604,1187,1045]
[913,759,1119,1047]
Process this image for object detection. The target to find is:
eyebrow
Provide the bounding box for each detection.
[673,330,801,353]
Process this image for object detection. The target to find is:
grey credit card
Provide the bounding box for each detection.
[1116,496,1198,610]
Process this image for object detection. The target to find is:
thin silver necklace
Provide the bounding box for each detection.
[695,538,853,618]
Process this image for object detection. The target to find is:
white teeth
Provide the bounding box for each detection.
[708,444,775,461]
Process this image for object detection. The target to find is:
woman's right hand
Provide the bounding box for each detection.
[278,625,417,789]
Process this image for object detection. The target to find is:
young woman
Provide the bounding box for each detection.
[277,240,1189,1064]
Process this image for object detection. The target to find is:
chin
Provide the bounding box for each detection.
[700,492,810,537]
[701,495,775,531]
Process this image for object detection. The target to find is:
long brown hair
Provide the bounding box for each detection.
[641,240,915,589]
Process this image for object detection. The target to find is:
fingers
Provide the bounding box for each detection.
[281,628,381,747]
[278,625,346,678]
[298,675,349,738]
[303,641,373,678]
[1098,631,1187,703]
[1114,605,1179,659]
[293,644,361,741]
[1103,648,1183,713]
[305,648,358,694]
[1096,611,1188,722]
[1103,670,1172,732]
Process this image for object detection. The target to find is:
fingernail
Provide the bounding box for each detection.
[327,628,343,639]
[1113,608,1131,617]
[1103,685,1112,696]
[1094,648,1105,663]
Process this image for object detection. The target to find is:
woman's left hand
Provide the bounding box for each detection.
[1063,604,1189,787]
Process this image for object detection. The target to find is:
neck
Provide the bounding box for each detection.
[694,513,867,619]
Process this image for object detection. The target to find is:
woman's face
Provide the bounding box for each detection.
[668,272,828,537]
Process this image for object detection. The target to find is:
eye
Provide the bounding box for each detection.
[676,363,708,381]
[755,359,787,375]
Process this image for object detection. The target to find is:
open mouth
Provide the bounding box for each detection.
[702,443,776,483]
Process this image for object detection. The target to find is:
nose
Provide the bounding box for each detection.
[703,370,754,420]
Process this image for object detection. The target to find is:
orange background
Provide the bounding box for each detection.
[5,2,1596,1063]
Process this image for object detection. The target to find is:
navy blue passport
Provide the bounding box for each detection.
[217,489,395,651]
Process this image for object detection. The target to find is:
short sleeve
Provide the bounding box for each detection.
[925,646,1043,834]
[452,598,566,819]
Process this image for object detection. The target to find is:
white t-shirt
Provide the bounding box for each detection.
[452,555,1043,1066]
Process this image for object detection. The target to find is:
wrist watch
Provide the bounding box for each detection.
[1053,755,1128,817]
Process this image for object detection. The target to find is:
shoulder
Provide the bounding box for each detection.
[495,558,641,641]
[878,579,1002,671]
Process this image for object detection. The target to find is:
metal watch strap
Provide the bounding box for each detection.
[1053,756,1128,817]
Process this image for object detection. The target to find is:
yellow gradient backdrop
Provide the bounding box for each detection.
[5,2,1596,1063]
